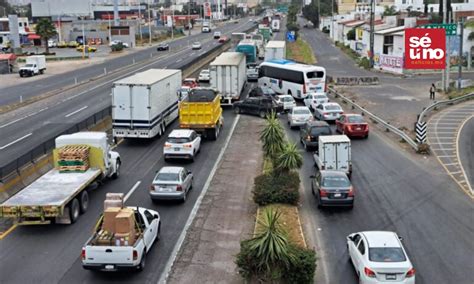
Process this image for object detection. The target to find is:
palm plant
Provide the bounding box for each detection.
[247,207,294,277]
[275,142,303,173]
[35,18,57,54]
[260,111,285,163]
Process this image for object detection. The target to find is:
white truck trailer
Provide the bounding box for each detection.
[19,55,46,77]
[112,69,182,139]
[264,41,286,61]
[313,135,352,178]
[210,52,246,106]
[0,132,121,225]
[271,19,281,32]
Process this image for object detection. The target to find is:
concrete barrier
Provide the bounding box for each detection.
[335,76,379,86]
[0,172,24,204]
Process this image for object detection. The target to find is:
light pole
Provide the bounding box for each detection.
[138,1,143,43]
[148,0,152,45]
[171,1,174,40]
[369,0,375,68]
[317,0,321,29]
[82,17,86,59]
[188,1,191,37]
[457,20,464,91]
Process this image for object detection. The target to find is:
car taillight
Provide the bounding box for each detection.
[164,143,171,148]
[150,185,155,191]
[183,144,192,148]
[406,268,415,278]
[81,248,86,260]
[319,189,328,197]
[364,267,376,278]
[323,112,328,116]
[133,250,138,261]
[176,185,183,192]
[348,186,354,197]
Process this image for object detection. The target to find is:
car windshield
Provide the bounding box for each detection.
[167,137,191,143]
[155,172,179,182]
[262,88,275,95]
[325,105,341,111]
[200,70,209,74]
[347,116,364,123]
[193,42,200,45]
[306,71,325,79]
[322,176,350,187]
[310,126,331,136]
[369,248,407,262]
[25,64,34,67]
[316,95,327,99]
[281,97,294,102]
[294,109,310,115]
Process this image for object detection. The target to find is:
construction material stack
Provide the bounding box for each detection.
[57,145,90,173]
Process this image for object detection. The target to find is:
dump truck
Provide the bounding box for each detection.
[179,88,223,140]
[0,132,121,225]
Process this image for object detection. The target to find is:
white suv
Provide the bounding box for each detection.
[164,129,201,162]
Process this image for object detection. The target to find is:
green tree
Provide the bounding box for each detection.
[275,142,303,173]
[260,112,285,164]
[383,5,399,16]
[35,18,57,54]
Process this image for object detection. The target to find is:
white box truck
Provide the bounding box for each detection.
[264,41,286,61]
[313,135,352,178]
[19,55,46,77]
[210,52,246,106]
[0,132,121,225]
[271,19,280,32]
[112,69,182,138]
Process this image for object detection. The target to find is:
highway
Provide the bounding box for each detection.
[0,18,256,175]
[281,116,474,284]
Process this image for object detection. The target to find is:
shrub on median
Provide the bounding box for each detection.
[253,171,300,206]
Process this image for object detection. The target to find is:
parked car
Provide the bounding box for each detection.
[109,40,129,48]
[275,95,296,112]
[336,114,369,138]
[213,31,221,39]
[76,45,97,52]
[246,63,259,81]
[57,41,67,48]
[347,231,415,284]
[288,106,313,128]
[218,36,228,43]
[164,129,201,162]
[314,102,344,121]
[192,42,202,50]
[183,78,199,88]
[157,42,169,51]
[299,121,332,151]
[304,92,329,110]
[150,166,193,202]
[248,86,276,99]
[47,40,57,48]
[233,97,283,118]
[68,41,79,48]
[198,69,210,82]
[310,170,354,208]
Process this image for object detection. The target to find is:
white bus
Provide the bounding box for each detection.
[258,60,327,99]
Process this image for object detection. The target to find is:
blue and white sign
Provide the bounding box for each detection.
[286,31,296,42]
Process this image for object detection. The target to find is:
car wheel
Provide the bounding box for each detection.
[364,133,369,139]
[287,120,290,125]
[181,191,187,203]
[234,107,241,114]
[137,251,146,271]
[317,197,322,209]
[311,184,315,196]
[79,190,89,214]
[69,198,80,223]
[112,161,120,179]
[259,111,266,118]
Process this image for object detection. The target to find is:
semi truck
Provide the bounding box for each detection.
[112,69,182,139]
[235,39,258,64]
[179,88,223,140]
[313,135,352,179]
[210,52,247,105]
[19,55,46,77]
[264,40,286,61]
[0,132,121,225]
[271,19,281,32]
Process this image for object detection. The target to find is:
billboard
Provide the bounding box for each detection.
[203,1,211,17]
[404,28,446,69]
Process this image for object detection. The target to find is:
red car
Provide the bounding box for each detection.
[183,78,199,88]
[335,114,369,138]
[218,36,228,43]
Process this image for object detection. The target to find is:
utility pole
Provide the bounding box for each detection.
[442,0,447,92]
[457,20,464,90]
[171,0,174,39]
[188,0,191,36]
[138,1,143,43]
[369,0,375,68]
[318,0,321,29]
[331,0,334,39]
[148,0,152,45]
[82,18,86,59]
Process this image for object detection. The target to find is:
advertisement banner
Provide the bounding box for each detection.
[404,28,446,69]
[203,2,211,17]
[375,54,404,74]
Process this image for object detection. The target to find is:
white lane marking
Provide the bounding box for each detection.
[455,115,474,195]
[0,133,33,150]
[158,115,241,284]
[450,171,462,175]
[176,58,182,62]
[65,106,88,118]
[430,142,454,145]
[124,181,141,202]
[0,117,26,128]
[437,155,456,158]
[444,162,459,166]
[190,52,195,56]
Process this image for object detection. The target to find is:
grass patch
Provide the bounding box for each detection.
[286,38,317,64]
[447,85,474,98]
[255,204,306,248]
[263,158,273,174]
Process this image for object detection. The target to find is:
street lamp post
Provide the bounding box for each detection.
[82,17,86,59]
[171,1,174,40]
[138,1,143,43]
[148,0,152,45]
[369,0,375,68]
[188,1,192,37]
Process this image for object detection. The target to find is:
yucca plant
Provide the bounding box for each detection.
[247,207,295,278]
[260,111,285,163]
[275,142,303,174]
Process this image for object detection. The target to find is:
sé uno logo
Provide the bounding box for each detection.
[408,33,444,60]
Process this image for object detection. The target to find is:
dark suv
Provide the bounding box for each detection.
[233,97,283,118]
[248,86,276,99]
[299,121,332,151]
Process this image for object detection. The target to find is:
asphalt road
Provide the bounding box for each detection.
[0,17,254,106]
[458,116,474,192]
[0,19,257,173]
[279,112,474,284]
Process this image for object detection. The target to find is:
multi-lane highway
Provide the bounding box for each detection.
[0,18,256,175]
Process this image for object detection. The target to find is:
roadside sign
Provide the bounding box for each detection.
[421,23,457,36]
[404,28,446,69]
[286,31,295,42]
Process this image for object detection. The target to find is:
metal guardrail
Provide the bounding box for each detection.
[417,93,474,124]
[328,87,419,151]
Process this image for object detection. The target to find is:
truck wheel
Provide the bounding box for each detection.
[209,127,218,141]
[40,69,44,74]
[137,251,146,271]
[79,191,89,214]
[69,198,80,223]
[112,161,121,179]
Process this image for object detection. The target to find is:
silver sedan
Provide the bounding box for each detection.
[150,166,193,203]
[314,102,344,121]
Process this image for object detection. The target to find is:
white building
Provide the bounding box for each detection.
[393,0,424,12]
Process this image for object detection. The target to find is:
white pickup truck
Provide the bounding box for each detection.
[82,207,161,272]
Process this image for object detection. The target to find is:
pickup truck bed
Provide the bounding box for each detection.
[2,168,101,207]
